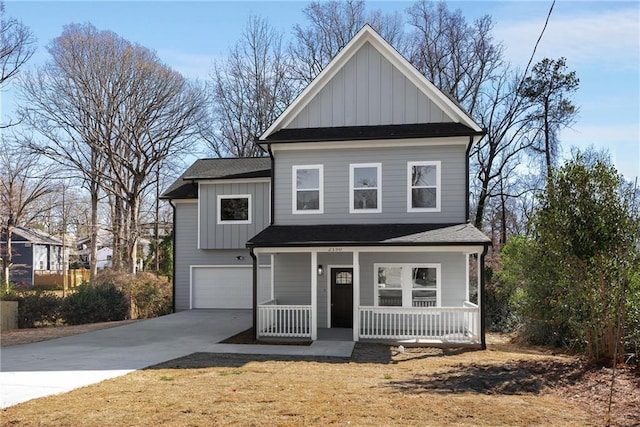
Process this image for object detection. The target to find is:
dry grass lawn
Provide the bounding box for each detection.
[2,330,639,426]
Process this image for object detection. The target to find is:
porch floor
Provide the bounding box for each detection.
[317,328,353,342]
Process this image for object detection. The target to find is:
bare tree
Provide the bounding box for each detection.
[204,16,294,157]
[20,23,205,276]
[1,1,36,128]
[289,0,404,85]
[406,0,503,118]
[0,139,54,288]
[0,2,35,87]
[471,68,538,231]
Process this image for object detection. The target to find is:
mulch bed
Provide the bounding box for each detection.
[219,327,312,346]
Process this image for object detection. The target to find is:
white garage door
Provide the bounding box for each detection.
[191,266,271,309]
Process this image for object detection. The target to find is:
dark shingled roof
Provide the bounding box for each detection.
[247,223,491,248]
[161,157,271,199]
[7,227,63,246]
[261,123,485,144]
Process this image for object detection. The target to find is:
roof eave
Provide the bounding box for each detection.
[247,240,491,248]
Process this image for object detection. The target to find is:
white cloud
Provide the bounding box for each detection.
[560,125,640,179]
[495,7,640,70]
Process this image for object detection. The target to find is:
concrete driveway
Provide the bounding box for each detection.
[0,310,251,408]
[1,309,354,408]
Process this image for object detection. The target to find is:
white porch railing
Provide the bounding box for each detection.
[256,301,479,343]
[359,303,479,343]
[257,300,312,338]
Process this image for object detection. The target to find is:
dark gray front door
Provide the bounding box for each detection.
[331,267,353,328]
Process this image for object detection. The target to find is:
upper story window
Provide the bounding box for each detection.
[408,161,441,212]
[350,163,382,213]
[217,194,251,224]
[293,165,323,214]
[376,263,440,307]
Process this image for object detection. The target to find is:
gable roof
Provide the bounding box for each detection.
[260,24,482,141]
[7,226,63,246]
[161,157,271,199]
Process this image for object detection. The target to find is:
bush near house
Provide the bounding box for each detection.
[0,272,173,328]
[60,283,129,325]
[1,290,62,328]
[94,271,173,319]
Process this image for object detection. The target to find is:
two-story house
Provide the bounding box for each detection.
[162,25,491,347]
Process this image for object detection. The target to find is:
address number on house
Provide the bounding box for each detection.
[328,247,343,252]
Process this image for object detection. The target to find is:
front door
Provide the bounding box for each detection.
[331,267,353,328]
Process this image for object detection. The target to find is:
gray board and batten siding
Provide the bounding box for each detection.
[173,200,267,311]
[286,41,451,129]
[199,181,270,249]
[273,143,467,225]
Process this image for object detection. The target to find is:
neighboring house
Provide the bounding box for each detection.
[75,235,151,271]
[0,226,67,288]
[162,25,491,346]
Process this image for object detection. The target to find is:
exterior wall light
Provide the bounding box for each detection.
[236,255,244,261]
[317,264,324,276]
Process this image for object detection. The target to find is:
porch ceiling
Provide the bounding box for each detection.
[247,223,491,248]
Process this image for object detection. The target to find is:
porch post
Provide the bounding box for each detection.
[270,254,275,301]
[479,246,489,349]
[352,250,360,341]
[311,250,318,341]
[465,253,470,301]
[250,248,258,340]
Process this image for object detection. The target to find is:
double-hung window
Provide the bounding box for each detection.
[293,165,323,214]
[217,194,251,224]
[408,161,441,212]
[349,163,381,213]
[375,263,440,307]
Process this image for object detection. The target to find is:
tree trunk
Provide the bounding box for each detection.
[2,223,13,289]
[112,195,123,271]
[127,194,140,274]
[544,97,552,179]
[89,186,98,283]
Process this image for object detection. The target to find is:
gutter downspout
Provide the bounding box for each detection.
[465,136,473,223]
[267,144,275,225]
[169,200,177,313]
[480,244,489,350]
[249,247,258,340]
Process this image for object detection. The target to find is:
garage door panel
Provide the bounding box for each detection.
[192,266,270,309]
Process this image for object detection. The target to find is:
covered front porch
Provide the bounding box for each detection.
[249,223,491,347]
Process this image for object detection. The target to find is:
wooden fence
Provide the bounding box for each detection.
[34,269,90,289]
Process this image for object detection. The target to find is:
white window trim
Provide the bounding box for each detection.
[349,163,382,214]
[292,164,324,214]
[217,194,252,224]
[407,161,441,213]
[373,263,441,307]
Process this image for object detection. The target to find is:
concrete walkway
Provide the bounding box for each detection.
[0,310,354,408]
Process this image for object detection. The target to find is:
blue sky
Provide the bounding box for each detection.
[2,0,639,180]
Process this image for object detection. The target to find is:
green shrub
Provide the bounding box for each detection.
[60,283,129,325]
[15,291,62,328]
[94,271,172,319]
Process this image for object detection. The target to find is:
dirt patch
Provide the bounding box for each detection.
[0,320,139,346]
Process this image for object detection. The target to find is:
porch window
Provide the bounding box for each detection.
[375,263,440,307]
[349,163,381,213]
[293,165,323,214]
[217,194,251,224]
[407,161,441,212]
